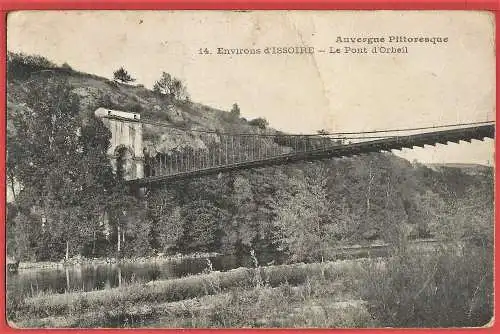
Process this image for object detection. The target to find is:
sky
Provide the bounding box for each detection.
[7,10,495,165]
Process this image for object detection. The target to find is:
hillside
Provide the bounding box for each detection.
[6,54,494,263]
[7,63,277,158]
[426,163,493,177]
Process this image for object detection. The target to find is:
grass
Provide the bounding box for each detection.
[358,242,493,327]
[14,274,373,328]
[8,259,367,325]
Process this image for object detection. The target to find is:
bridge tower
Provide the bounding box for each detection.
[95,107,144,180]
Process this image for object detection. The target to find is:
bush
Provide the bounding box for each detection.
[61,62,73,70]
[113,67,135,84]
[249,117,268,130]
[98,94,120,110]
[7,292,25,321]
[360,242,493,327]
[7,52,57,80]
[124,102,143,114]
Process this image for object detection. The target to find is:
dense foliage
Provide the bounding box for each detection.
[7,75,135,261]
[142,156,493,262]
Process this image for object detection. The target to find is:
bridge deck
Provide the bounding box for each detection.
[126,124,494,187]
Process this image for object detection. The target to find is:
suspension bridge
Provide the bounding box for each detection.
[94,108,495,188]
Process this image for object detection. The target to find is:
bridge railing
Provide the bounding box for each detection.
[144,133,348,177]
[142,121,494,179]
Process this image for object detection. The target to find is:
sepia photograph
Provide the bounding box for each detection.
[5,10,495,328]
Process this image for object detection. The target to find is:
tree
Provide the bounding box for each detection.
[160,206,184,251]
[153,71,190,101]
[272,164,344,262]
[12,213,34,261]
[104,176,141,257]
[113,67,135,83]
[121,207,151,257]
[220,176,257,253]
[170,78,189,101]
[9,79,85,259]
[249,117,268,130]
[7,78,117,260]
[411,190,447,238]
[180,200,223,252]
[230,103,241,118]
[153,72,172,95]
[147,187,184,253]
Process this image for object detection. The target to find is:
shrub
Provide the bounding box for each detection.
[113,67,135,84]
[98,94,120,110]
[106,79,119,88]
[6,292,25,321]
[360,242,493,327]
[249,117,268,130]
[7,52,57,80]
[207,288,260,327]
[124,102,143,114]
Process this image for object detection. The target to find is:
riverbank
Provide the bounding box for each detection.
[15,239,440,271]
[17,252,221,271]
[8,258,376,327]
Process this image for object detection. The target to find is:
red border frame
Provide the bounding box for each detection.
[1,0,499,333]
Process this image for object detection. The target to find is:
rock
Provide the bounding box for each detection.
[71,87,101,110]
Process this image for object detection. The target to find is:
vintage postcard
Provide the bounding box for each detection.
[5,10,495,328]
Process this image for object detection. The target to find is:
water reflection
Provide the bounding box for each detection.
[6,255,254,298]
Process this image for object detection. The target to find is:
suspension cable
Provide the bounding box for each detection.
[107,114,494,138]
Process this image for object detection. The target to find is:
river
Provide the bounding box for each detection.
[7,242,415,299]
[7,253,284,299]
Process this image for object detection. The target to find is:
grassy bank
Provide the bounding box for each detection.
[15,278,373,328]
